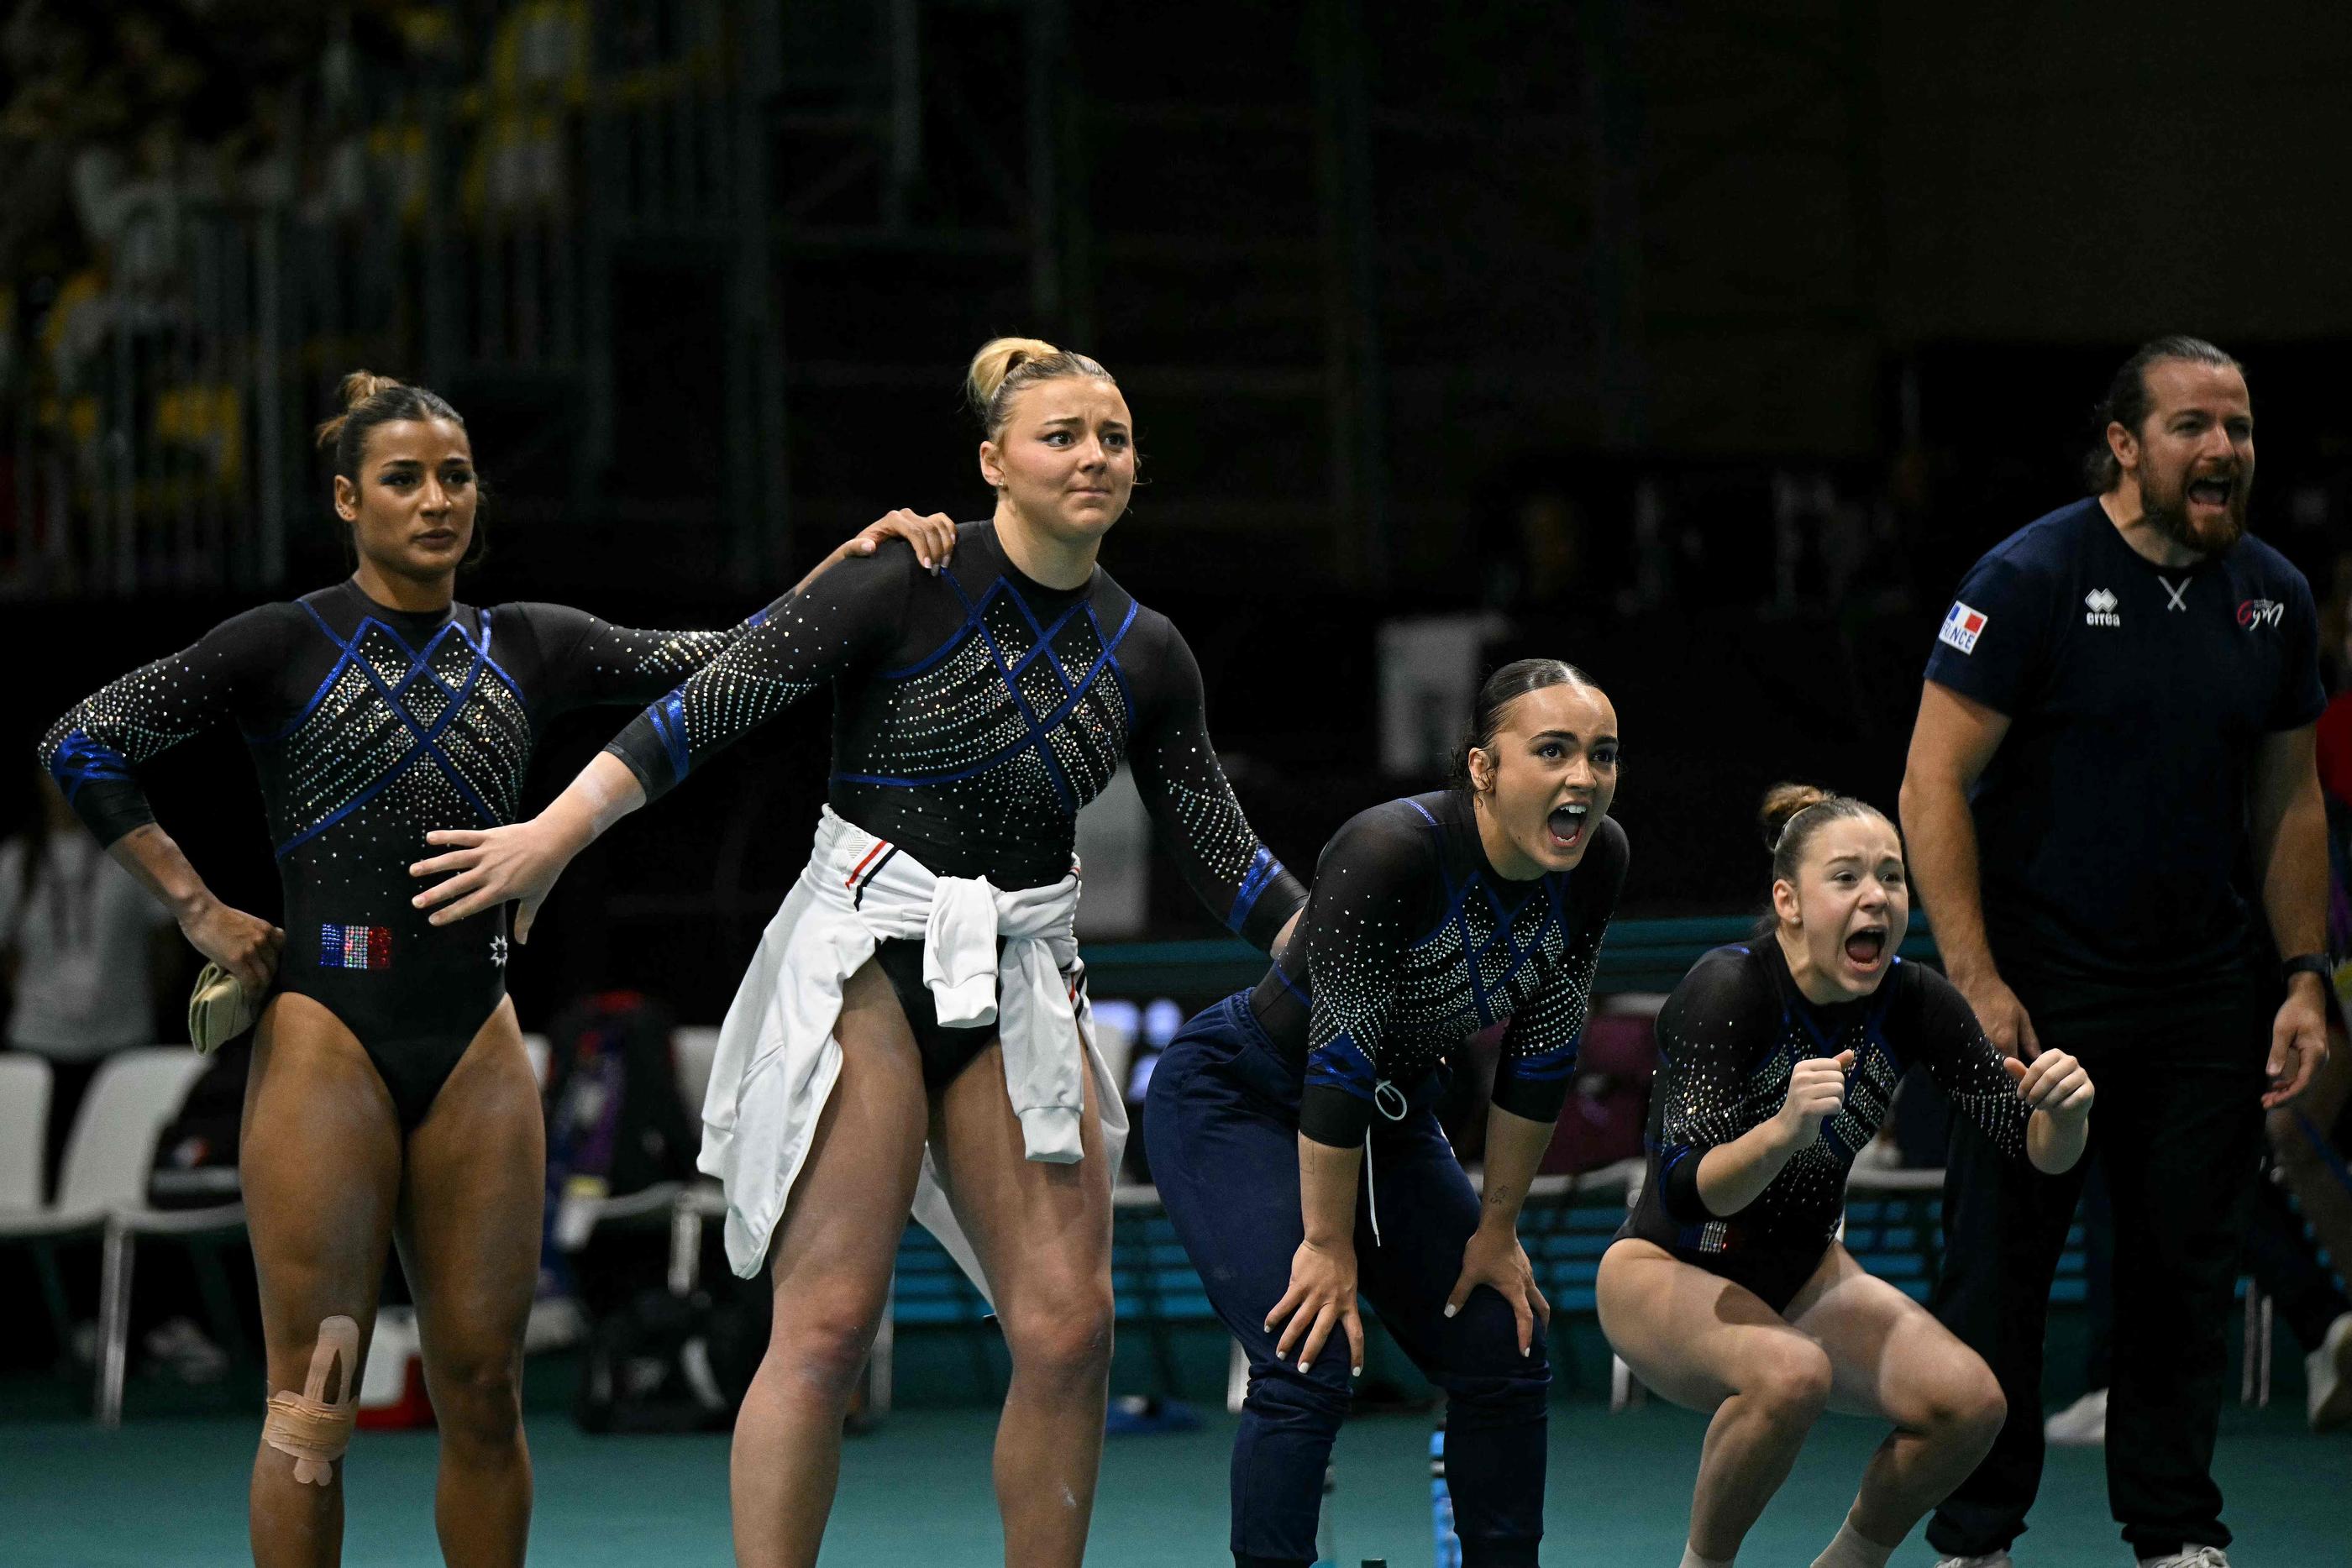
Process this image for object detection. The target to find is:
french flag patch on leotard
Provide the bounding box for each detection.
[320,924,391,970]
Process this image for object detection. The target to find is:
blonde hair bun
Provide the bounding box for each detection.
[963,336,1117,439]
[966,337,1063,418]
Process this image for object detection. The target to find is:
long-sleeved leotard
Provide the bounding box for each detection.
[1244,789,1627,1149]
[1621,940,2028,1310]
[606,518,1303,931]
[39,577,751,1125]
[603,520,1304,1086]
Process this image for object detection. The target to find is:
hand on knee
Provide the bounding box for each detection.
[1439,1366,1551,1432]
[1003,1289,1115,1389]
[1745,1342,1832,1429]
[1243,1363,1353,1429]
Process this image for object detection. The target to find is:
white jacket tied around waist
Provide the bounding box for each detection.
[698,806,1127,1291]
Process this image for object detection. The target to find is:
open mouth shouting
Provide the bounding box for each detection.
[2187,472,2236,516]
[1843,925,1888,972]
[1546,801,1591,852]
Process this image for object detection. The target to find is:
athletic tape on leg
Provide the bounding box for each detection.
[263,1315,360,1486]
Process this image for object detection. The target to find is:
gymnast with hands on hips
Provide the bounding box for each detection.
[34,370,942,1568]
[408,338,1306,1568]
[1144,658,1629,1568]
[1596,785,2094,1568]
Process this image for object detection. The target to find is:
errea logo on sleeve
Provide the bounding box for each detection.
[1939,600,1987,655]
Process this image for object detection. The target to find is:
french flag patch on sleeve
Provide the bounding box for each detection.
[1939,600,1987,655]
[320,923,391,970]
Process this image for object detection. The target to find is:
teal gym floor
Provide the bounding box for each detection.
[2,1399,2341,1566]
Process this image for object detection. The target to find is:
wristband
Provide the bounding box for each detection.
[2282,952,2331,985]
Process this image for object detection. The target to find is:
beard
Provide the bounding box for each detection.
[2139,463,2249,558]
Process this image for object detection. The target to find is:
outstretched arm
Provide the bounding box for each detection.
[412,545,916,935]
[792,509,959,592]
[528,510,964,715]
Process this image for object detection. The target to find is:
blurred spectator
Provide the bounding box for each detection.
[0,766,181,1198]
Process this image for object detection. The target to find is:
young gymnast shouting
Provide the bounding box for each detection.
[1598,785,2093,1568]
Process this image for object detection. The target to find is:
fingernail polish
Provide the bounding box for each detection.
[1443,1305,1456,1318]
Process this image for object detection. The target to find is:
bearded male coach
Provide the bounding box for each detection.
[1898,337,2331,1568]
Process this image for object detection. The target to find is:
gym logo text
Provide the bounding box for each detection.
[2237,599,2283,631]
[2082,589,2120,628]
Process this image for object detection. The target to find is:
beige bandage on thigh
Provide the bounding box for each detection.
[263,1315,360,1486]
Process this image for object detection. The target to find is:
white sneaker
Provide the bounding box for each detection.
[2135,1549,2229,1568]
[2043,1386,2107,1446]
[2308,1309,2352,1432]
[1931,1555,2013,1568]
[143,1315,228,1383]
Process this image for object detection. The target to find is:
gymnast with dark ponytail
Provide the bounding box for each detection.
[1145,658,1630,1568]
[37,370,933,1568]
[1597,784,2097,1568]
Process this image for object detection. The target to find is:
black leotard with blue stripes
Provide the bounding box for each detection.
[606,520,1301,937]
[1245,789,1627,1148]
[39,578,748,1125]
[602,520,1303,1078]
[1621,940,2028,1310]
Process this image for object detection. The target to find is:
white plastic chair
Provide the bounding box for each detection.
[0,1055,69,1341]
[0,1050,187,1244]
[673,1025,720,1119]
[76,1050,244,1426]
[0,1048,230,1419]
[0,1054,55,1214]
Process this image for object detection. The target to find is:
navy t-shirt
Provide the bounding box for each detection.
[1923,496,2325,983]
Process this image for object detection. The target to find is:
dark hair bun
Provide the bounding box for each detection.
[1758,782,1833,852]
[315,370,409,453]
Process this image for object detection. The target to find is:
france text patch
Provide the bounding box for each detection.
[1940,600,1987,655]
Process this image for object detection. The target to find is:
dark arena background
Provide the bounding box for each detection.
[2,3,2348,1565]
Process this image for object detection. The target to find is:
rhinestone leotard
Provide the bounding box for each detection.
[1620,940,2029,1309]
[40,579,750,1125]
[604,522,1305,968]
[1244,789,1628,1148]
